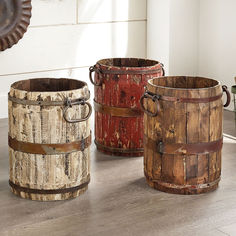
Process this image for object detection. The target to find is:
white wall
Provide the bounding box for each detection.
[147,0,170,72]
[147,0,199,76]
[169,0,199,76]
[0,0,147,118]
[198,0,236,111]
[148,0,235,111]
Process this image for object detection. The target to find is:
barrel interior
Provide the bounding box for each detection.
[98,58,159,68]
[150,76,219,89]
[11,78,86,92]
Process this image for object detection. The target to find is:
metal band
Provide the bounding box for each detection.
[9,134,91,155]
[161,94,223,103]
[144,90,223,104]
[144,171,220,190]
[89,63,164,87]
[144,135,223,155]
[98,67,163,75]
[8,93,90,106]
[95,140,143,154]
[94,100,142,117]
[9,177,90,195]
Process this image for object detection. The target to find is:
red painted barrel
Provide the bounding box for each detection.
[89,58,164,156]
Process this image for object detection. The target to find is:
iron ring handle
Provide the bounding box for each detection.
[140,92,160,117]
[89,65,103,86]
[222,85,231,107]
[63,101,92,123]
[160,63,165,76]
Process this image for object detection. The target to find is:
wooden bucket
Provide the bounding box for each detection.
[141,76,231,194]
[89,58,164,156]
[8,78,92,201]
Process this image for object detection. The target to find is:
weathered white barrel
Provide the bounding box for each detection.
[8,78,92,201]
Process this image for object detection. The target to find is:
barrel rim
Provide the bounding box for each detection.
[10,78,88,93]
[96,57,161,70]
[147,76,221,91]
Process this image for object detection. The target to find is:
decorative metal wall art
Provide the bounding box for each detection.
[0,0,32,51]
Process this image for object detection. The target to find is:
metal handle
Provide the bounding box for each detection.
[63,98,92,123]
[222,85,231,107]
[89,65,103,86]
[160,63,165,76]
[140,90,160,117]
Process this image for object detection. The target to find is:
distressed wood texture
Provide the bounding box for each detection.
[91,58,164,157]
[143,76,224,194]
[8,78,91,201]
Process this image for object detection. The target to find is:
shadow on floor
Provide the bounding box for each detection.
[93,147,142,162]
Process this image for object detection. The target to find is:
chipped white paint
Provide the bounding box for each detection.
[8,80,91,201]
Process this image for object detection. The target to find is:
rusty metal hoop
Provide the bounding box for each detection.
[140,91,160,117]
[9,177,90,195]
[222,85,231,107]
[63,98,92,123]
[89,65,103,86]
[160,63,165,76]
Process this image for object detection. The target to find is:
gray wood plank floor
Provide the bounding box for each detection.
[223,110,236,137]
[0,112,236,236]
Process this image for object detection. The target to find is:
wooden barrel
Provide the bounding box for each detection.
[141,76,231,194]
[89,58,164,156]
[8,78,92,201]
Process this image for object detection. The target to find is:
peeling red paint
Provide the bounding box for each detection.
[91,58,164,156]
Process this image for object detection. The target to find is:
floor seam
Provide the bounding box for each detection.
[223,133,236,141]
[216,228,231,236]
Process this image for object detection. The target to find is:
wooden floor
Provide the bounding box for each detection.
[223,110,236,137]
[0,112,236,236]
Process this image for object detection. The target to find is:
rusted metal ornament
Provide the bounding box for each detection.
[0,0,32,51]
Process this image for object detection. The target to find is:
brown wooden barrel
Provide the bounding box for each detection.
[141,76,231,194]
[8,78,92,201]
[89,58,164,157]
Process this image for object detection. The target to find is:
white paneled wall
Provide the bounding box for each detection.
[147,0,170,73]
[30,0,77,26]
[198,0,236,111]
[0,0,147,118]
[77,0,146,23]
[148,0,235,111]
[169,0,199,76]
[147,0,199,76]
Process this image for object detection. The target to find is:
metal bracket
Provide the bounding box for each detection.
[157,141,164,154]
[81,138,85,152]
